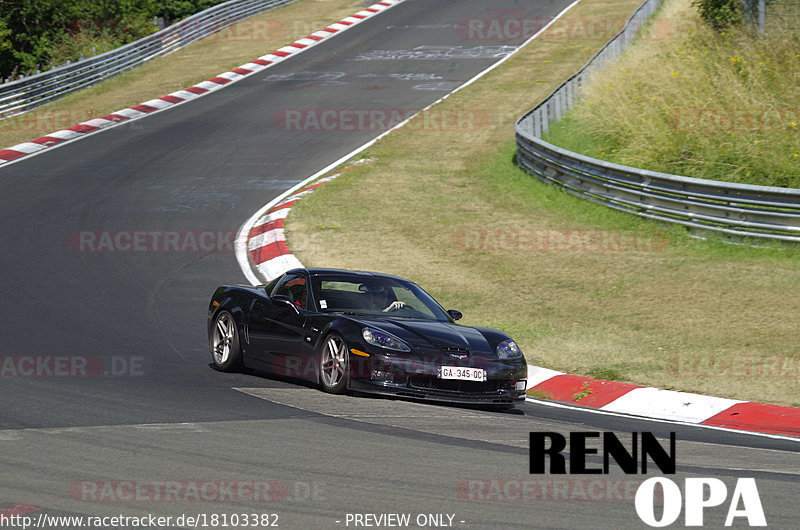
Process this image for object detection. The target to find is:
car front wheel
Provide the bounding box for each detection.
[319,333,348,394]
[210,311,242,372]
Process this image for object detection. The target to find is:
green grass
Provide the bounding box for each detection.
[544,0,800,187]
[586,367,624,381]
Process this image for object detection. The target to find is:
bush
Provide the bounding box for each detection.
[692,0,743,30]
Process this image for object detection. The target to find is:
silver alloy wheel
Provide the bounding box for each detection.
[212,312,235,365]
[321,335,347,388]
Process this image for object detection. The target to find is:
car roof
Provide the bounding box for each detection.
[287,267,408,282]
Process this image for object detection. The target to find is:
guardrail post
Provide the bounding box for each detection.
[554,90,562,122]
[542,103,550,137]
[521,115,534,137]
[565,80,574,111]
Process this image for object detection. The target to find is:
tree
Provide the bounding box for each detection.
[0,0,229,79]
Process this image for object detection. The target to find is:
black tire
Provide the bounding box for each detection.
[319,333,348,394]
[210,310,242,372]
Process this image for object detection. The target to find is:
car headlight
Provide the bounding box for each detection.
[362,328,410,352]
[496,339,521,359]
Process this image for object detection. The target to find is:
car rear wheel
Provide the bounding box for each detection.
[210,311,242,372]
[319,333,348,394]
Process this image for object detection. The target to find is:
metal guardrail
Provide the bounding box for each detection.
[0,0,294,119]
[515,0,800,243]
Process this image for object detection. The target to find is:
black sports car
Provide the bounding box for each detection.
[208,268,527,407]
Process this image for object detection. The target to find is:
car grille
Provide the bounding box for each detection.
[407,376,509,394]
[439,346,470,356]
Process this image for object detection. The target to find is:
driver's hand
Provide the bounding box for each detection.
[383,301,406,312]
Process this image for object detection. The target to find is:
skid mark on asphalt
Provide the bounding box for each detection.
[234,387,530,448]
[0,422,209,441]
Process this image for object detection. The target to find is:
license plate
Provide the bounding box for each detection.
[438,366,486,382]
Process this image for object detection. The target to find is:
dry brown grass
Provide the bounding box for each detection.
[548,0,800,186]
[287,0,800,406]
[0,0,367,149]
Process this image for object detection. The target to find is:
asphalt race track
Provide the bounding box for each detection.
[0,0,798,528]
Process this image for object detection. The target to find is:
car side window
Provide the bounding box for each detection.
[272,273,308,309]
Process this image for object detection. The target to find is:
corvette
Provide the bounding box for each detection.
[208,268,527,407]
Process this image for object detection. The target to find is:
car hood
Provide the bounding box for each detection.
[354,316,493,354]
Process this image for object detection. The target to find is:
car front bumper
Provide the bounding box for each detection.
[347,353,527,406]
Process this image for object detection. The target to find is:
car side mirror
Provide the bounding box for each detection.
[272,295,300,314]
[447,309,463,321]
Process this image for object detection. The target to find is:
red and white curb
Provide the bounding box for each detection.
[0,0,406,167]
[526,365,800,439]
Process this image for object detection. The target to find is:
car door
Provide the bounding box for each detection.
[247,273,316,379]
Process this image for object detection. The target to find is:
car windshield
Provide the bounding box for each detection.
[310,274,449,321]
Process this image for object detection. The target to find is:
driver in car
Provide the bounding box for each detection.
[362,283,405,312]
[383,300,405,312]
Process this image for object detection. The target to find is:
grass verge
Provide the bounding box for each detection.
[545,0,800,187]
[286,0,800,406]
[0,0,367,149]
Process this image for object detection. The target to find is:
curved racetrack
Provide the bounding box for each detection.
[1,1,798,528]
